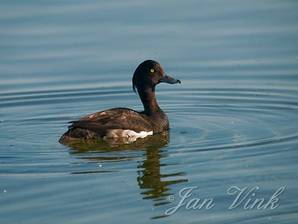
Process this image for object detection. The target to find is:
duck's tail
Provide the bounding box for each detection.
[59,128,100,144]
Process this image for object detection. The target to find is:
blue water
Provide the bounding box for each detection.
[1,0,298,223]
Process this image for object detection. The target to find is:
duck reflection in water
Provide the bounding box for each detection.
[67,131,188,205]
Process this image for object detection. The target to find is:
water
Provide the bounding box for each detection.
[1,0,298,223]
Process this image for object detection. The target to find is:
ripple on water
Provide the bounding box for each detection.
[1,82,298,224]
[0,86,298,223]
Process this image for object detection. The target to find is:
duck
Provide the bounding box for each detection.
[59,60,181,144]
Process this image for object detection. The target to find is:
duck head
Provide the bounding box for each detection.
[132,60,181,92]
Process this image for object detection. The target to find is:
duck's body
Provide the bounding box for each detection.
[60,107,168,142]
[59,60,180,144]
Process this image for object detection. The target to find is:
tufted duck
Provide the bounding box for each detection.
[59,60,181,144]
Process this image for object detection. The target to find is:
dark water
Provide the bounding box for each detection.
[1,1,298,223]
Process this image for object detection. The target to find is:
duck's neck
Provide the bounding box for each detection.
[137,86,161,115]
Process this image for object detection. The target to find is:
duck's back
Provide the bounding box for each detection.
[59,108,164,143]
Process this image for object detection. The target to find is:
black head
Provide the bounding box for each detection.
[132,60,181,92]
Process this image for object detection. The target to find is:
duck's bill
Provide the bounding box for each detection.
[160,75,181,84]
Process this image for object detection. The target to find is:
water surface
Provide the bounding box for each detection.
[1,0,298,223]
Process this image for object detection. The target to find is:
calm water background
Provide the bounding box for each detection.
[1,0,298,223]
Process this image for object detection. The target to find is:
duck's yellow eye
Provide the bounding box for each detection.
[150,68,155,73]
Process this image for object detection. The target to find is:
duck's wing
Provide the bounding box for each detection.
[69,108,153,135]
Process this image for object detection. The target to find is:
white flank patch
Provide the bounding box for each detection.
[122,130,153,139]
[104,129,153,142]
